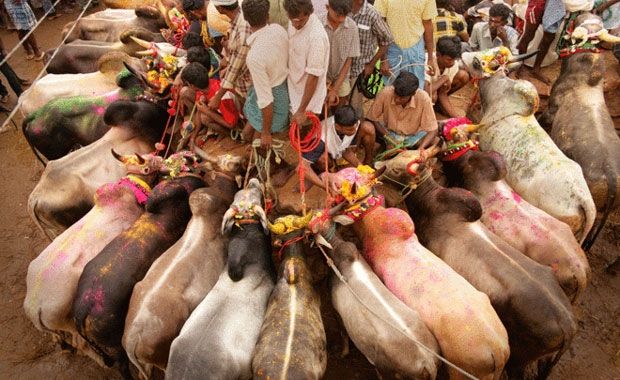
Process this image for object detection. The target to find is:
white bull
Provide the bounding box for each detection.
[461,47,596,243]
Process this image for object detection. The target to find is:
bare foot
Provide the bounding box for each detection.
[530,69,552,85]
[271,164,296,188]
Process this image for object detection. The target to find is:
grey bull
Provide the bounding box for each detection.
[461,47,596,244]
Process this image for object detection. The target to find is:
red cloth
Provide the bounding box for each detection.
[196,79,241,127]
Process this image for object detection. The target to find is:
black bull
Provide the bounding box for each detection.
[540,52,620,251]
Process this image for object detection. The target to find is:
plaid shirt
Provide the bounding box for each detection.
[221,11,253,99]
[433,8,467,44]
[349,1,394,79]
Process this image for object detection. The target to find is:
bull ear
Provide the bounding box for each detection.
[333,215,355,226]
[314,234,333,249]
[221,207,237,234]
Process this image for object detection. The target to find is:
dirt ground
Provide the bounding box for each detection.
[0,7,619,380]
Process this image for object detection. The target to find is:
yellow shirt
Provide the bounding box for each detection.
[373,0,437,49]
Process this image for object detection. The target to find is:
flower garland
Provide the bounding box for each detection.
[146,54,180,94]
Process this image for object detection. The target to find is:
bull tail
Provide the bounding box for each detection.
[582,163,618,251]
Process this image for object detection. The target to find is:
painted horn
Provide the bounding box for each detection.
[509,50,539,63]
[598,30,620,43]
[134,152,146,165]
[465,123,484,132]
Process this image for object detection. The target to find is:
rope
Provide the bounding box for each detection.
[313,239,480,380]
[0,0,96,132]
[289,111,322,215]
[249,138,287,213]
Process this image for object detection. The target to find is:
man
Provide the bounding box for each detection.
[363,71,438,152]
[469,3,519,54]
[348,0,394,118]
[424,36,470,118]
[297,105,375,193]
[208,0,253,115]
[433,0,470,45]
[284,0,330,126]
[241,0,290,151]
[374,0,437,88]
[320,0,360,110]
[515,0,565,84]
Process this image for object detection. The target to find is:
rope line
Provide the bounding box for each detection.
[314,240,480,380]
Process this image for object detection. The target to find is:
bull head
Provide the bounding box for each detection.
[328,165,385,204]
[568,13,620,45]
[111,149,163,175]
[375,148,440,186]
[461,47,539,77]
[221,178,268,234]
[193,143,247,187]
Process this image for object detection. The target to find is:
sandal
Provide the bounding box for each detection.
[26,54,35,60]
[34,52,45,61]
[48,13,62,20]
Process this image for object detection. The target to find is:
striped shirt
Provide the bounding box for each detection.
[349,1,394,79]
[320,14,360,83]
[221,11,253,99]
[433,8,468,43]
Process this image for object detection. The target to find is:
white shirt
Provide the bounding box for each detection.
[287,13,330,114]
[246,23,289,109]
[424,52,459,84]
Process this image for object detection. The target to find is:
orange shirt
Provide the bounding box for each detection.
[366,85,437,136]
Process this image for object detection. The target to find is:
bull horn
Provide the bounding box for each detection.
[192,143,212,162]
[509,50,539,63]
[465,123,484,132]
[369,165,387,180]
[130,36,151,49]
[293,210,314,228]
[424,145,442,159]
[598,30,620,43]
[111,148,126,163]
[134,152,146,165]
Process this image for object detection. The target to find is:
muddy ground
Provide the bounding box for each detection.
[0,7,619,380]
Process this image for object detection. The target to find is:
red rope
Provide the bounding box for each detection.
[290,112,323,209]
[277,234,306,260]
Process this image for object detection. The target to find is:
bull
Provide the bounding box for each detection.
[62,8,166,43]
[165,178,274,380]
[22,68,145,163]
[461,46,596,244]
[23,151,161,368]
[72,154,205,379]
[439,120,591,302]
[328,166,510,380]
[17,52,137,117]
[539,12,620,250]
[122,152,247,379]
[252,212,327,380]
[377,148,577,379]
[309,209,440,380]
[27,98,168,239]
